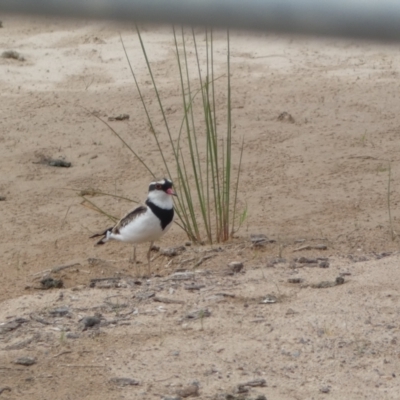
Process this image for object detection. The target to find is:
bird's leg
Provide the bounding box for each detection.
[129,245,136,265]
[147,241,154,276]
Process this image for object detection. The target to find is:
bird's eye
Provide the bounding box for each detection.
[156,184,162,190]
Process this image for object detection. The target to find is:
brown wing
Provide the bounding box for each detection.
[89,227,113,239]
[112,205,147,234]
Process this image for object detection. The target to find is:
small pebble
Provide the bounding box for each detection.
[48,159,71,168]
[228,261,243,273]
[287,278,303,284]
[184,283,206,291]
[66,332,80,339]
[49,306,69,317]
[296,257,318,264]
[108,114,130,121]
[176,381,199,398]
[2,50,25,61]
[14,357,36,366]
[80,315,101,330]
[250,233,275,246]
[40,277,63,289]
[169,272,195,280]
[318,260,330,268]
[260,295,277,304]
[110,377,140,386]
[320,386,331,393]
[278,111,295,123]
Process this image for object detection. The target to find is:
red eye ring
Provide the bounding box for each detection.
[156,184,162,190]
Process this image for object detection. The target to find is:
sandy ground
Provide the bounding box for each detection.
[1,15,400,400]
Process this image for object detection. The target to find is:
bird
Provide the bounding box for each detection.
[90,178,176,274]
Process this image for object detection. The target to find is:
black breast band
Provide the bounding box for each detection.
[146,200,174,230]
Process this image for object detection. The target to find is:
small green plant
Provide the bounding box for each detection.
[91,27,245,244]
[199,309,205,331]
[59,329,66,345]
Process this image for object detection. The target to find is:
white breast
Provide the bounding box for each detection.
[110,208,168,244]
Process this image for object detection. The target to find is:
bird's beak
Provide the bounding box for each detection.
[166,188,177,196]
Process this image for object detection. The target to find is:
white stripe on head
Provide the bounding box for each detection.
[147,178,174,209]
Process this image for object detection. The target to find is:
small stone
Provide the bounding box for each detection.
[236,385,249,394]
[185,309,211,320]
[250,233,275,247]
[110,377,140,386]
[318,260,330,268]
[169,272,195,280]
[312,281,335,289]
[14,357,36,366]
[80,315,101,330]
[176,381,199,398]
[287,278,303,284]
[184,283,206,291]
[2,50,25,61]
[311,276,345,289]
[66,332,80,339]
[108,114,130,121]
[296,257,318,264]
[228,262,243,273]
[47,159,71,168]
[335,276,345,285]
[237,378,267,392]
[320,386,330,393]
[49,306,69,317]
[277,111,295,123]
[0,318,28,334]
[40,277,64,289]
[376,252,391,259]
[260,295,277,304]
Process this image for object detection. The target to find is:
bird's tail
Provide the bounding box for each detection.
[89,228,112,246]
